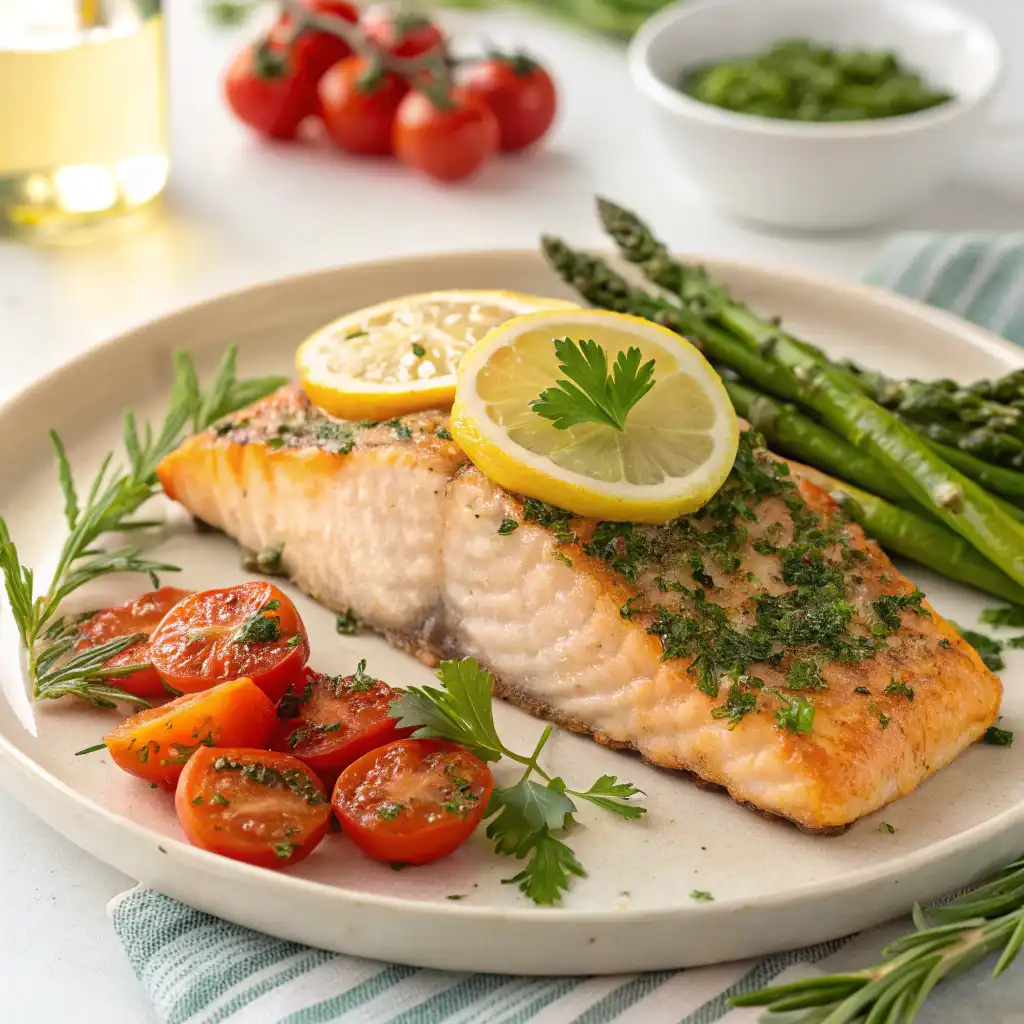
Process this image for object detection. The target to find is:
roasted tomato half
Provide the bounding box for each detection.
[332,738,493,866]
[103,677,277,790]
[271,663,413,785]
[176,746,331,869]
[148,581,309,701]
[73,587,192,699]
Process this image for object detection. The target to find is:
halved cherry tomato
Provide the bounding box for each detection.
[103,678,276,790]
[273,0,359,85]
[176,747,331,869]
[332,739,493,865]
[459,54,557,152]
[148,581,309,701]
[393,87,499,182]
[319,56,408,155]
[224,39,316,140]
[361,7,445,59]
[271,665,413,785]
[73,587,192,699]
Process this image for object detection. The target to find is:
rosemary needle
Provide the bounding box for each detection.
[0,345,286,708]
[733,855,1024,1021]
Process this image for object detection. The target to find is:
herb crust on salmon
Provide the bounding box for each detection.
[157,384,1002,831]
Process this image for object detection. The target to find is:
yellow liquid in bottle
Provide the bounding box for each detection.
[0,8,168,236]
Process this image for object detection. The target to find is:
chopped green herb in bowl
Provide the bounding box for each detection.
[678,39,953,122]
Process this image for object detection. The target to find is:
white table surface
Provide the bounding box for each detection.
[2,2,1023,1021]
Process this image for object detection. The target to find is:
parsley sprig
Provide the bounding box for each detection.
[0,345,285,708]
[734,855,1024,1021]
[530,337,656,431]
[390,657,646,905]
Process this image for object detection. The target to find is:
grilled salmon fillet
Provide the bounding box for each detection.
[157,384,1002,830]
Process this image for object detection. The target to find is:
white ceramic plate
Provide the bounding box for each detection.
[2,252,1023,976]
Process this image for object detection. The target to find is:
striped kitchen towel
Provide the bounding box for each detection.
[110,233,1024,1023]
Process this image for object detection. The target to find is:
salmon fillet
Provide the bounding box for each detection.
[157,384,1002,831]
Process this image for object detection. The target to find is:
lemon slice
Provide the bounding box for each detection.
[296,290,579,420]
[450,309,738,523]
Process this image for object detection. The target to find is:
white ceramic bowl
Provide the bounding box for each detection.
[628,0,1002,231]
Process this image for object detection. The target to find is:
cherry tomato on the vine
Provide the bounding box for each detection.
[318,56,408,155]
[361,7,445,59]
[332,738,494,865]
[224,39,316,140]
[271,665,413,785]
[148,581,309,702]
[176,747,331,869]
[459,54,557,152]
[104,678,277,790]
[74,587,192,699]
[272,0,359,85]
[393,87,499,182]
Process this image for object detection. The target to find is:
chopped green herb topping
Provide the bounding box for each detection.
[435,427,452,441]
[884,680,914,700]
[710,681,759,728]
[288,721,341,749]
[272,841,296,860]
[879,822,896,834]
[384,418,412,439]
[980,606,1024,628]
[346,659,377,693]
[522,498,576,544]
[872,590,929,635]
[786,659,826,691]
[211,793,229,806]
[242,543,285,576]
[583,522,652,582]
[411,343,426,357]
[552,551,573,568]
[938,638,951,649]
[335,609,360,635]
[984,726,1014,747]
[497,519,519,536]
[377,802,404,820]
[213,755,324,805]
[854,686,871,696]
[690,890,714,901]
[954,623,1005,672]
[774,695,814,734]
[879,713,890,730]
[277,677,314,719]
[232,600,282,645]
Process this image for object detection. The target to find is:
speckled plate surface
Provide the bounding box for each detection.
[1,252,1022,975]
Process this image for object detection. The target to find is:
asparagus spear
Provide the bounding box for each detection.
[928,440,1024,505]
[795,466,1024,606]
[542,234,1024,594]
[764,337,1024,589]
[541,237,917,498]
[722,378,909,504]
[598,196,1024,469]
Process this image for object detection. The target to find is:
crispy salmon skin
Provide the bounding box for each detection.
[157,385,1001,830]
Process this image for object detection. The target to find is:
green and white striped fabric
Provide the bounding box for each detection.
[110,234,1024,1023]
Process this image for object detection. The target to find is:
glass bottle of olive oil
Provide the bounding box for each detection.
[0,1,168,237]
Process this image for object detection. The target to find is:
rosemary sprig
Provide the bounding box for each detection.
[0,345,286,707]
[733,855,1024,1021]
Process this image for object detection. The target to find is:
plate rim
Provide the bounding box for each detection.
[2,249,1023,946]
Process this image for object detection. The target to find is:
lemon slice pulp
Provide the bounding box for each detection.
[296,289,579,420]
[451,310,739,523]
